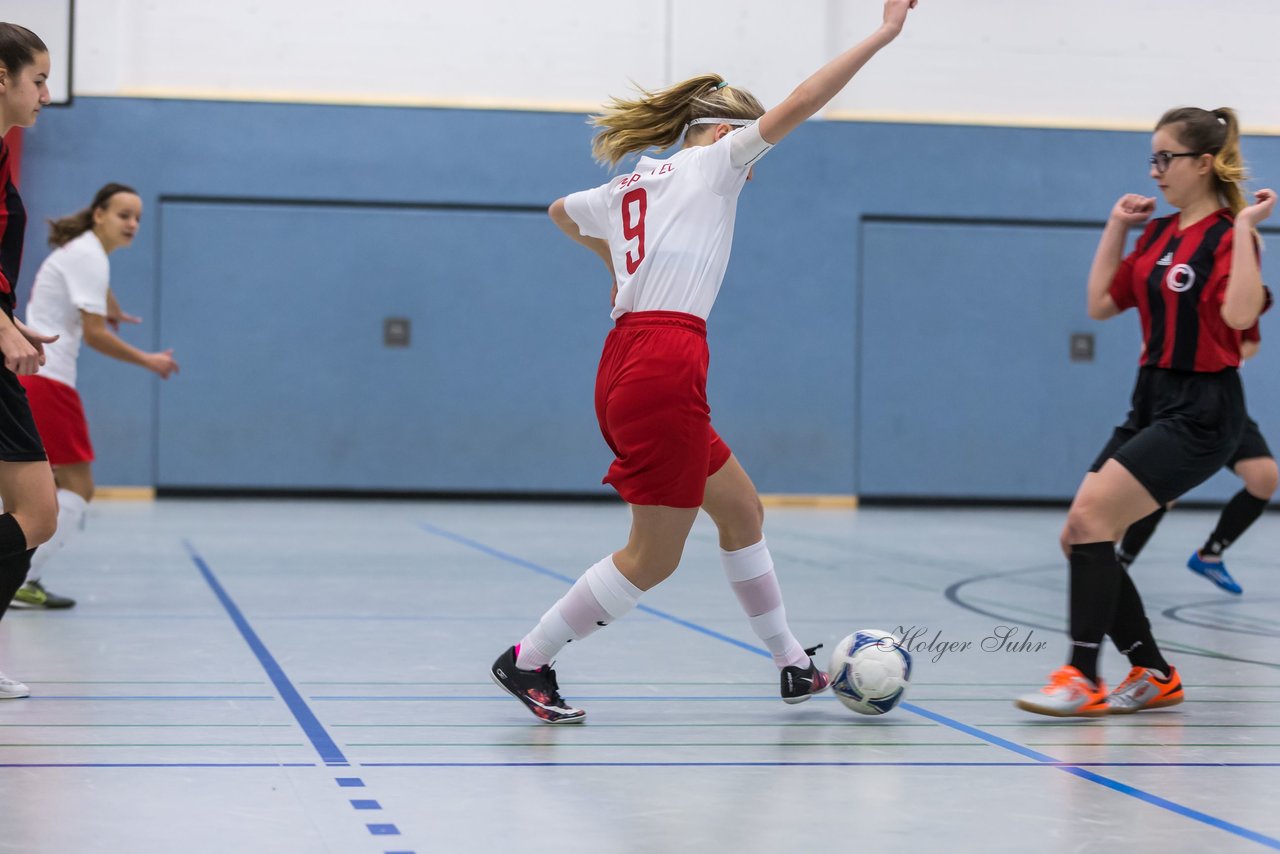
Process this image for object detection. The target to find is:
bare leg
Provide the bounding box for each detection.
[24,462,95,592]
[53,462,95,502]
[0,461,58,551]
[700,454,764,550]
[611,504,700,590]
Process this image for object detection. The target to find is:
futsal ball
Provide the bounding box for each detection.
[827,629,912,715]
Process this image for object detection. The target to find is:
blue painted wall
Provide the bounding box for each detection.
[14,98,1280,499]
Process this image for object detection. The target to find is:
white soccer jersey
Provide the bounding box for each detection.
[24,231,111,389]
[564,124,772,320]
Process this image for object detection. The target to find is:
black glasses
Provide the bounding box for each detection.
[1149,150,1202,174]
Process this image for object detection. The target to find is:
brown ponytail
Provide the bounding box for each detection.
[1157,106,1249,217]
[47,183,138,248]
[590,75,765,167]
[0,23,46,76]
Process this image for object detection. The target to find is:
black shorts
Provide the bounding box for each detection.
[1090,367,1244,505]
[0,362,47,463]
[1226,417,1272,469]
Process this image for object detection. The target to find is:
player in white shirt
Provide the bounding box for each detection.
[12,184,178,610]
[492,0,920,723]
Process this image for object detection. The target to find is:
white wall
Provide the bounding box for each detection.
[68,0,1280,130]
[0,0,72,103]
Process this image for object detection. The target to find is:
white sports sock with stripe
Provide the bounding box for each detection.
[722,538,809,669]
[515,555,642,671]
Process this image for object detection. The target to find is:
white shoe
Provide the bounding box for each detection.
[0,671,30,699]
[1014,665,1108,717]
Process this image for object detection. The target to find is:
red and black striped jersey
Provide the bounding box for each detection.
[0,138,25,317]
[1109,209,1261,372]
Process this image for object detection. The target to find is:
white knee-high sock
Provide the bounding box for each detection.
[722,538,809,669]
[27,489,88,584]
[515,555,643,670]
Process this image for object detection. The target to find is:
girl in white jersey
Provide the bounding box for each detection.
[13,184,178,610]
[492,0,920,724]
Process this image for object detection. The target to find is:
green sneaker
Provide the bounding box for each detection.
[11,580,76,610]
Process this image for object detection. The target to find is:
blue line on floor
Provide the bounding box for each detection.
[360,761,1280,768]
[419,520,1280,851]
[2,761,1276,770]
[417,522,764,656]
[20,696,275,701]
[0,763,317,768]
[311,695,794,701]
[184,541,348,767]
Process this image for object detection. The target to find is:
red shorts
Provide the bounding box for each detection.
[18,375,94,466]
[594,311,731,508]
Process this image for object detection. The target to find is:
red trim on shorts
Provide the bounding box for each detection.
[613,310,707,335]
[18,374,94,465]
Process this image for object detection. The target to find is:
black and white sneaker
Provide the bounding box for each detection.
[490,646,586,724]
[780,644,830,704]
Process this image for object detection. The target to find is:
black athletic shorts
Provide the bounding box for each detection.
[1227,416,1272,469]
[1090,366,1245,505]
[0,313,48,462]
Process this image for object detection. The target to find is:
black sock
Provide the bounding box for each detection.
[1201,489,1270,557]
[0,513,28,560]
[1117,507,1166,568]
[0,549,35,623]
[1067,542,1124,684]
[1108,568,1170,674]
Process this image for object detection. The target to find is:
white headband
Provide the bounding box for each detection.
[686,117,753,131]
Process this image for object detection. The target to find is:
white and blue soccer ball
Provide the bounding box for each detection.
[827,629,912,715]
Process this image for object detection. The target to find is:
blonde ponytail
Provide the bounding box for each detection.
[1209,107,1247,217]
[590,75,765,167]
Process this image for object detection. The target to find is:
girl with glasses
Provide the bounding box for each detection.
[1017,107,1274,717]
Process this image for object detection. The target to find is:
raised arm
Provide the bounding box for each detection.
[757,0,917,146]
[1087,194,1155,321]
[1221,189,1275,330]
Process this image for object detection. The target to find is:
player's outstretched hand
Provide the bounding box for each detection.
[1110,194,1156,227]
[1238,189,1276,227]
[882,0,918,36]
[147,349,180,379]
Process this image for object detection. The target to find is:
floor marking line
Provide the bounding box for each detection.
[184,541,348,766]
[419,520,1280,851]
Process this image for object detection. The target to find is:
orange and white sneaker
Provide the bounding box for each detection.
[1015,665,1109,717]
[1105,666,1184,714]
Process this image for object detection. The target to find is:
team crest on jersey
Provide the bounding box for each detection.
[1165,263,1196,293]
